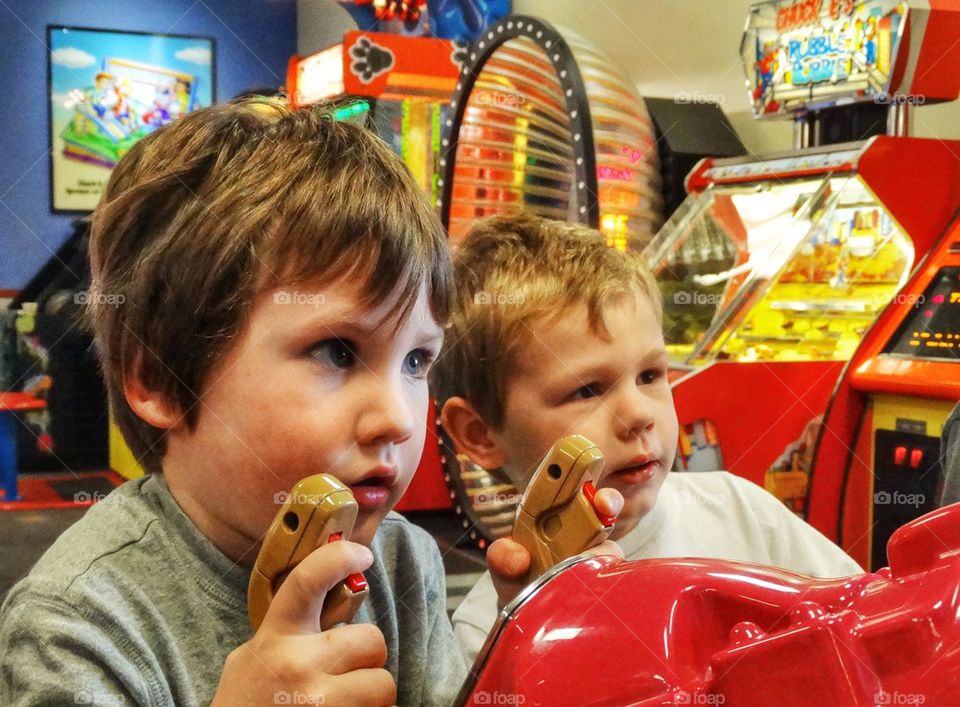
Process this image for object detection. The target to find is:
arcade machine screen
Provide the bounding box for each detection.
[884,267,960,359]
[649,177,821,363]
[651,174,914,365]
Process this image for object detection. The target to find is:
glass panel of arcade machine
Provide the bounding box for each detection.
[694,175,914,363]
[373,98,448,204]
[447,36,576,244]
[647,177,828,365]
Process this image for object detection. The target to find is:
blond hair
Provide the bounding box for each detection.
[432,213,660,429]
[88,97,453,473]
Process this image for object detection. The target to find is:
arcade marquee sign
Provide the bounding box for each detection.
[743,0,906,116]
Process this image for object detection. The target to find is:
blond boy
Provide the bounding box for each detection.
[433,213,862,663]
[0,99,464,705]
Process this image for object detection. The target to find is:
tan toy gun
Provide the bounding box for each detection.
[512,434,616,579]
[248,474,369,632]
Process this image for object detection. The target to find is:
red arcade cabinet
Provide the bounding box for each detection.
[807,215,960,570]
[646,0,960,511]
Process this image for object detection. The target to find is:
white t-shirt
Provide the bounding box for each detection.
[452,470,863,665]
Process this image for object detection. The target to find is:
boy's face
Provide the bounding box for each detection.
[162,276,443,559]
[493,291,678,540]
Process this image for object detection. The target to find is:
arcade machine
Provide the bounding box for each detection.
[807,214,960,570]
[644,0,960,511]
[286,31,460,513]
[287,31,458,203]
[435,15,664,545]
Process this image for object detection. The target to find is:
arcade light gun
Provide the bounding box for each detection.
[512,434,616,580]
[248,474,369,632]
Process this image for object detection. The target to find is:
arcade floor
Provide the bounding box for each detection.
[0,504,486,615]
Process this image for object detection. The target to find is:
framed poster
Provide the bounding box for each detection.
[48,25,216,213]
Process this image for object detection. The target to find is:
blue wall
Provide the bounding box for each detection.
[0,0,297,289]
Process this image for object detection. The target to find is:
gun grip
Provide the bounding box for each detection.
[248,473,370,632]
[512,435,614,579]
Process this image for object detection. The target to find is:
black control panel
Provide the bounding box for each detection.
[871,429,942,570]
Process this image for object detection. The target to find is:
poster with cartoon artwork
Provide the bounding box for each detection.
[48,26,215,212]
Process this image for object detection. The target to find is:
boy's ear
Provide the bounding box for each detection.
[440,397,506,470]
[123,356,181,430]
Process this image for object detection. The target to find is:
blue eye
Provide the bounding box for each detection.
[639,368,665,385]
[403,348,434,378]
[571,383,602,400]
[312,339,356,369]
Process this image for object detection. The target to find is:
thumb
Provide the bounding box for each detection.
[593,487,624,522]
[486,537,531,610]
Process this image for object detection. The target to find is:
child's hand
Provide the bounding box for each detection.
[212,541,395,707]
[488,487,625,610]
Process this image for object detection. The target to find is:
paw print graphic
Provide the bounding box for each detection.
[349,36,396,85]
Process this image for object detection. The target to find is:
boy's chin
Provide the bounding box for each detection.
[615,482,664,531]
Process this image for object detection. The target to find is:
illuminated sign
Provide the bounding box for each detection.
[776,0,856,31]
[743,0,905,116]
[294,44,344,106]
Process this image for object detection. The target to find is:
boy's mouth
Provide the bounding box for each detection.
[349,466,398,510]
[608,456,659,485]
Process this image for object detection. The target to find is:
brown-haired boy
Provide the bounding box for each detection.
[0,99,465,705]
[433,213,862,663]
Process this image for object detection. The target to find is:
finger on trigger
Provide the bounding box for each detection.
[594,487,624,518]
[261,540,373,636]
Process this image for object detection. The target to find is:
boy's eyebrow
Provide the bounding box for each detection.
[295,309,445,347]
[550,345,669,385]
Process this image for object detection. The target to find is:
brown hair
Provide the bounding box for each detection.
[432,212,660,429]
[88,97,453,473]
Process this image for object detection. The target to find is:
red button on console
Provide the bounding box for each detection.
[910,449,924,469]
[582,481,616,528]
[894,446,907,465]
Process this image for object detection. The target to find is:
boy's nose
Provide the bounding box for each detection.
[357,378,415,447]
[613,386,655,440]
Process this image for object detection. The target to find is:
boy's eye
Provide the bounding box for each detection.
[639,368,664,385]
[571,383,603,400]
[312,338,357,369]
[403,348,434,378]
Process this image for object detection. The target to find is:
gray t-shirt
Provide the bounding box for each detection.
[0,474,466,706]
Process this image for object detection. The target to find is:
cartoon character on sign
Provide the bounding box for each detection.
[92,71,118,119]
[754,40,777,104]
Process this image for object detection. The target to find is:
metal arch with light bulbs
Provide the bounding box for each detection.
[436,15,600,231]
